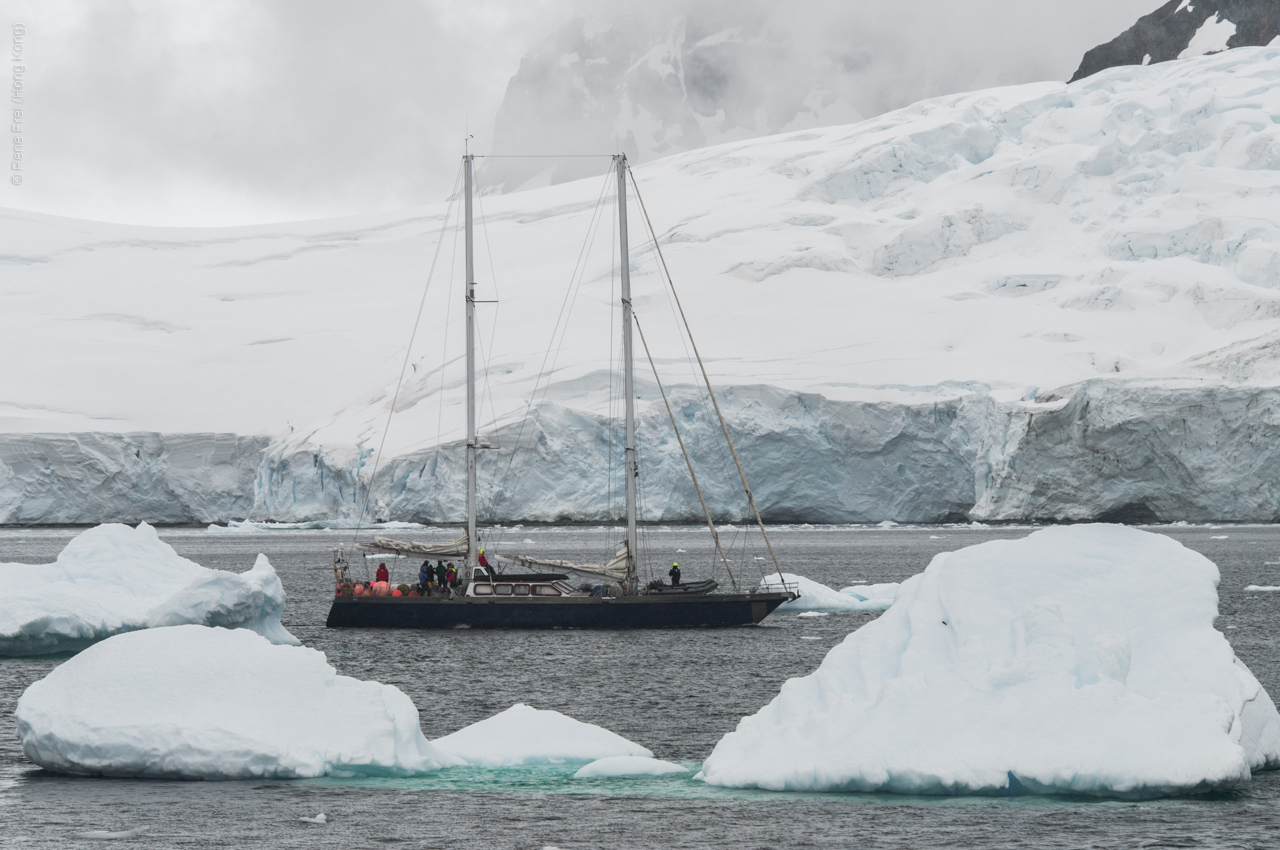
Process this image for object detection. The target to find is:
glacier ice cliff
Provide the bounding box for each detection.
[5,50,1280,524]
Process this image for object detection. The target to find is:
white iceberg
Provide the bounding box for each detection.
[839,582,901,610]
[0,523,298,655]
[573,756,690,779]
[14,625,460,779]
[432,703,652,767]
[704,525,1280,797]
[761,573,897,612]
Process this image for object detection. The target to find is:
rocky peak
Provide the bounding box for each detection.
[1070,0,1280,82]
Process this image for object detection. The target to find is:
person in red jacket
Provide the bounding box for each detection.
[375,562,390,584]
[478,549,489,569]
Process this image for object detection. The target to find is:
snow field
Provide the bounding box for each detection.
[7,51,1280,522]
[702,525,1280,797]
[14,625,461,779]
[0,523,298,655]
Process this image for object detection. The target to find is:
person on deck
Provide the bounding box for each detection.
[446,562,458,586]
[435,560,448,590]
[478,549,489,569]
[375,562,390,584]
[418,561,430,592]
[669,562,681,586]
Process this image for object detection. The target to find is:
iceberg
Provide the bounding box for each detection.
[573,756,690,779]
[0,523,298,655]
[432,703,652,767]
[14,625,460,779]
[839,582,900,610]
[761,573,897,611]
[703,525,1280,797]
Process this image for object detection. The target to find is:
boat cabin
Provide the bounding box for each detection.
[466,566,581,598]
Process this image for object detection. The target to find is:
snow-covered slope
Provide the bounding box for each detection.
[6,49,1280,523]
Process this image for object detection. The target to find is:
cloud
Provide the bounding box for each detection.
[0,0,1160,225]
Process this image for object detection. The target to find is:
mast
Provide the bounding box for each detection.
[464,153,478,583]
[616,154,638,591]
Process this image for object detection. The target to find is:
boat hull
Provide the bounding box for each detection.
[326,592,791,629]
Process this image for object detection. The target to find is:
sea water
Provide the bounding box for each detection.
[2,524,1279,848]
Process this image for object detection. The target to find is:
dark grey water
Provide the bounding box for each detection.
[2,524,1280,849]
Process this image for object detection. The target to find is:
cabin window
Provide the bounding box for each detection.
[494,584,513,596]
[473,584,493,596]
[534,585,560,596]
[514,584,530,596]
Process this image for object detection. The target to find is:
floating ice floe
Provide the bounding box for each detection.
[15,625,460,779]
[0,523,298,655]
[207,519,426,533]
[761,573,899,611]
[705,525,1280,797]
[838,582,901,610]
[573,756,690,779]
[1245,585,1280,592]
[432,704,652,767]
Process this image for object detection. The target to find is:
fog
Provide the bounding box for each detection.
[0,0,1159,225]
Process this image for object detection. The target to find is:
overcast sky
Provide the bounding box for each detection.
[1,0,1161,227]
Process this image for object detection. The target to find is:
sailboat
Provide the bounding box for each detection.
[326,153,796,629]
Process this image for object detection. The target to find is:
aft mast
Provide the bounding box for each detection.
[615,154,639,592]
[464,153,479,584]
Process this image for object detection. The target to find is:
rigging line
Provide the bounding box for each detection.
[472,184,505,454]
[493,168,615,502]
[634,313,738,590]
[633,204,741,522]
[627,167,786,586]
[637,223,744,536]
[475,154,615,159]
[428,172,466,518]
[351,161,465,560]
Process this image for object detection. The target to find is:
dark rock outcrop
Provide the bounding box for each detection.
[1070,0,1280,82]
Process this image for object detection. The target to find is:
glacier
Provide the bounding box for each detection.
[14,625,459,779]
[0,523,298,656]
[431,703,653,767]
[6,50,1280,523]
[700,525,1280,797]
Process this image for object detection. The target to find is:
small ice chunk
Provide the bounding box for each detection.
[838,582,901,610]
[762,573,897,611]
[14,625,459,779]
[0,523,298,656]
[299,814,327,824]
[573,756,689,778]
[1245,585,1280,592]
[76,829,143,840]
[432,704,652,767]
[797,612,830,618]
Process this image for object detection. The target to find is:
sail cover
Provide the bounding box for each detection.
[500,545,629,582]
[361,532,469,558]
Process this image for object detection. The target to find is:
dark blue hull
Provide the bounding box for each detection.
[326,592,791,629]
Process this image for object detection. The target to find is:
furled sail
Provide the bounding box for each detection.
[499,545,629,582]
[360,532,469,558]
